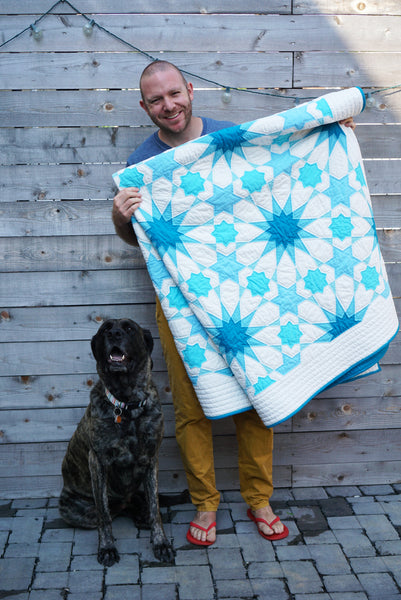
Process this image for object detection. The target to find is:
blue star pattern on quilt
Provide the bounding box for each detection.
[113,87,398,426]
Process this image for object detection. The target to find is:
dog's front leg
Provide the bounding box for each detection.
[88,449,120,566]
[144,459,175,563]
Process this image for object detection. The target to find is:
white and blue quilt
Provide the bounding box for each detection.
[113,87,399,427]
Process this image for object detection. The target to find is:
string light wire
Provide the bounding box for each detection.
[0,0,400,102]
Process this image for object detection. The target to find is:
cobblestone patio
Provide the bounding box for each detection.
[1,484,401,599]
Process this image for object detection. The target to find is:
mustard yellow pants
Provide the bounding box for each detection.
[156,297,274,512]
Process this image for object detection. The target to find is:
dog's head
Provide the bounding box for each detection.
[91,318,154,380]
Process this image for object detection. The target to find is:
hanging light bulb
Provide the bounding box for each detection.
[222,87,232,104]
[365,93,377,109]
[83,19,95,36]
[30,24,43,41]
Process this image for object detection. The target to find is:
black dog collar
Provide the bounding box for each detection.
[104,388,147,423]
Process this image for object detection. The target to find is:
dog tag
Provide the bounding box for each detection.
[114,407,122,424]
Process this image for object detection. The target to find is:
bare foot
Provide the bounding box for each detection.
[189,511,217,544]
[251,505,285,537]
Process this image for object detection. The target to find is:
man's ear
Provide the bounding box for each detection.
[140,99,149,114]
[186,81,194,102]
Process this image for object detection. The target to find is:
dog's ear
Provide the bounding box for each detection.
[91,330,101,361]
[143,328,154,354]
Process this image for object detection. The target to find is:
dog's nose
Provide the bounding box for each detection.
[107,326,122,340]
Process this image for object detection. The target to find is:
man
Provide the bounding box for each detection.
[113,60,354,545]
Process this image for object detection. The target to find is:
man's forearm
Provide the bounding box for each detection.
[113,219,139,246]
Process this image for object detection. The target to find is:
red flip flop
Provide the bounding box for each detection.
[247,508,289,541]
[186,520,216,546]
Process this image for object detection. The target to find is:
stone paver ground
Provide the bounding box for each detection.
[1,484,401,599]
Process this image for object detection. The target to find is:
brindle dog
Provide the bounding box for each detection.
[59,318,174,566]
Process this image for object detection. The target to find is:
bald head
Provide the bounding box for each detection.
[139,61,187,100]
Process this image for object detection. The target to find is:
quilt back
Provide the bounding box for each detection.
[113,87,399,427]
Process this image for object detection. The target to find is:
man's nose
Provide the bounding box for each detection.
[163,96,175,111]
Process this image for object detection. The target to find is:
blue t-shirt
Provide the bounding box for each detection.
[126,116,235,166]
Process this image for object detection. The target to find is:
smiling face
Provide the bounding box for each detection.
[139,65,194,140]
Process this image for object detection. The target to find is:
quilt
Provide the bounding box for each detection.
[113,87,399,427]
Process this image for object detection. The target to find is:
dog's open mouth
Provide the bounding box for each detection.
[108,347,129,366]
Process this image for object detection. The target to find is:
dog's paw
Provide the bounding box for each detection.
[153,538,175,563]
[98,545,120,567]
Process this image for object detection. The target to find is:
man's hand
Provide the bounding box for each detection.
[112,187,143,246]
[339,117,356,131]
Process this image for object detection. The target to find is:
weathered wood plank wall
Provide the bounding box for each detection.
[0,0,400,499]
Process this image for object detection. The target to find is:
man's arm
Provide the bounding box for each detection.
[112,187,143,246]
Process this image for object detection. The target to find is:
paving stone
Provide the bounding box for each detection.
[351,501,385,515]
[141,583,177,600]
[215,577,254,598]
[332,529,375,557]
[327,515,361,529]
[175,548,208,565]
[41,527,74,543]
[104,584,141,600]
[0,556,35,591]
[0,517,14,531]
[208,547,247,579]
[248,560,284,579]
[275,544,312,561]
[292,487,329,500]
[108,515,138,539]
[318,497,353,517]
[359,484,395,496]
[382,555,401,586]
[0,530,9,553]
[270,487,294,502]
[251,577,289,600]
[222,490,243,502]
[175,565,214,600]
[4,542,40,558]
[375,539,401,555]
[67,569,104,593]
[72,528,98,555]
[32,570,69,589]
[30,591,67,600]
[37,541,72,572]
[381,500,401,525]
[350,556,389,573]
[8,516,43,543]
[304,530,338,545]
[293,595,331,600]
[326,486,361,497]
[308,543,350,575]
[67,595,104,600]
[70,553,104,571]
[212,532,241,548]
[104,553,140,585]
[236,532,276,562]
[290,505,328,533]
[357,572,400,598]
[356,514,399,541]
[280,560,323,594]
[323,573,363,593]
[12,499,48,510]
[329,594,368,600]
[141,565,177,584]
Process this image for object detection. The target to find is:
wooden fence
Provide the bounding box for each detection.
[0,0,400,499]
